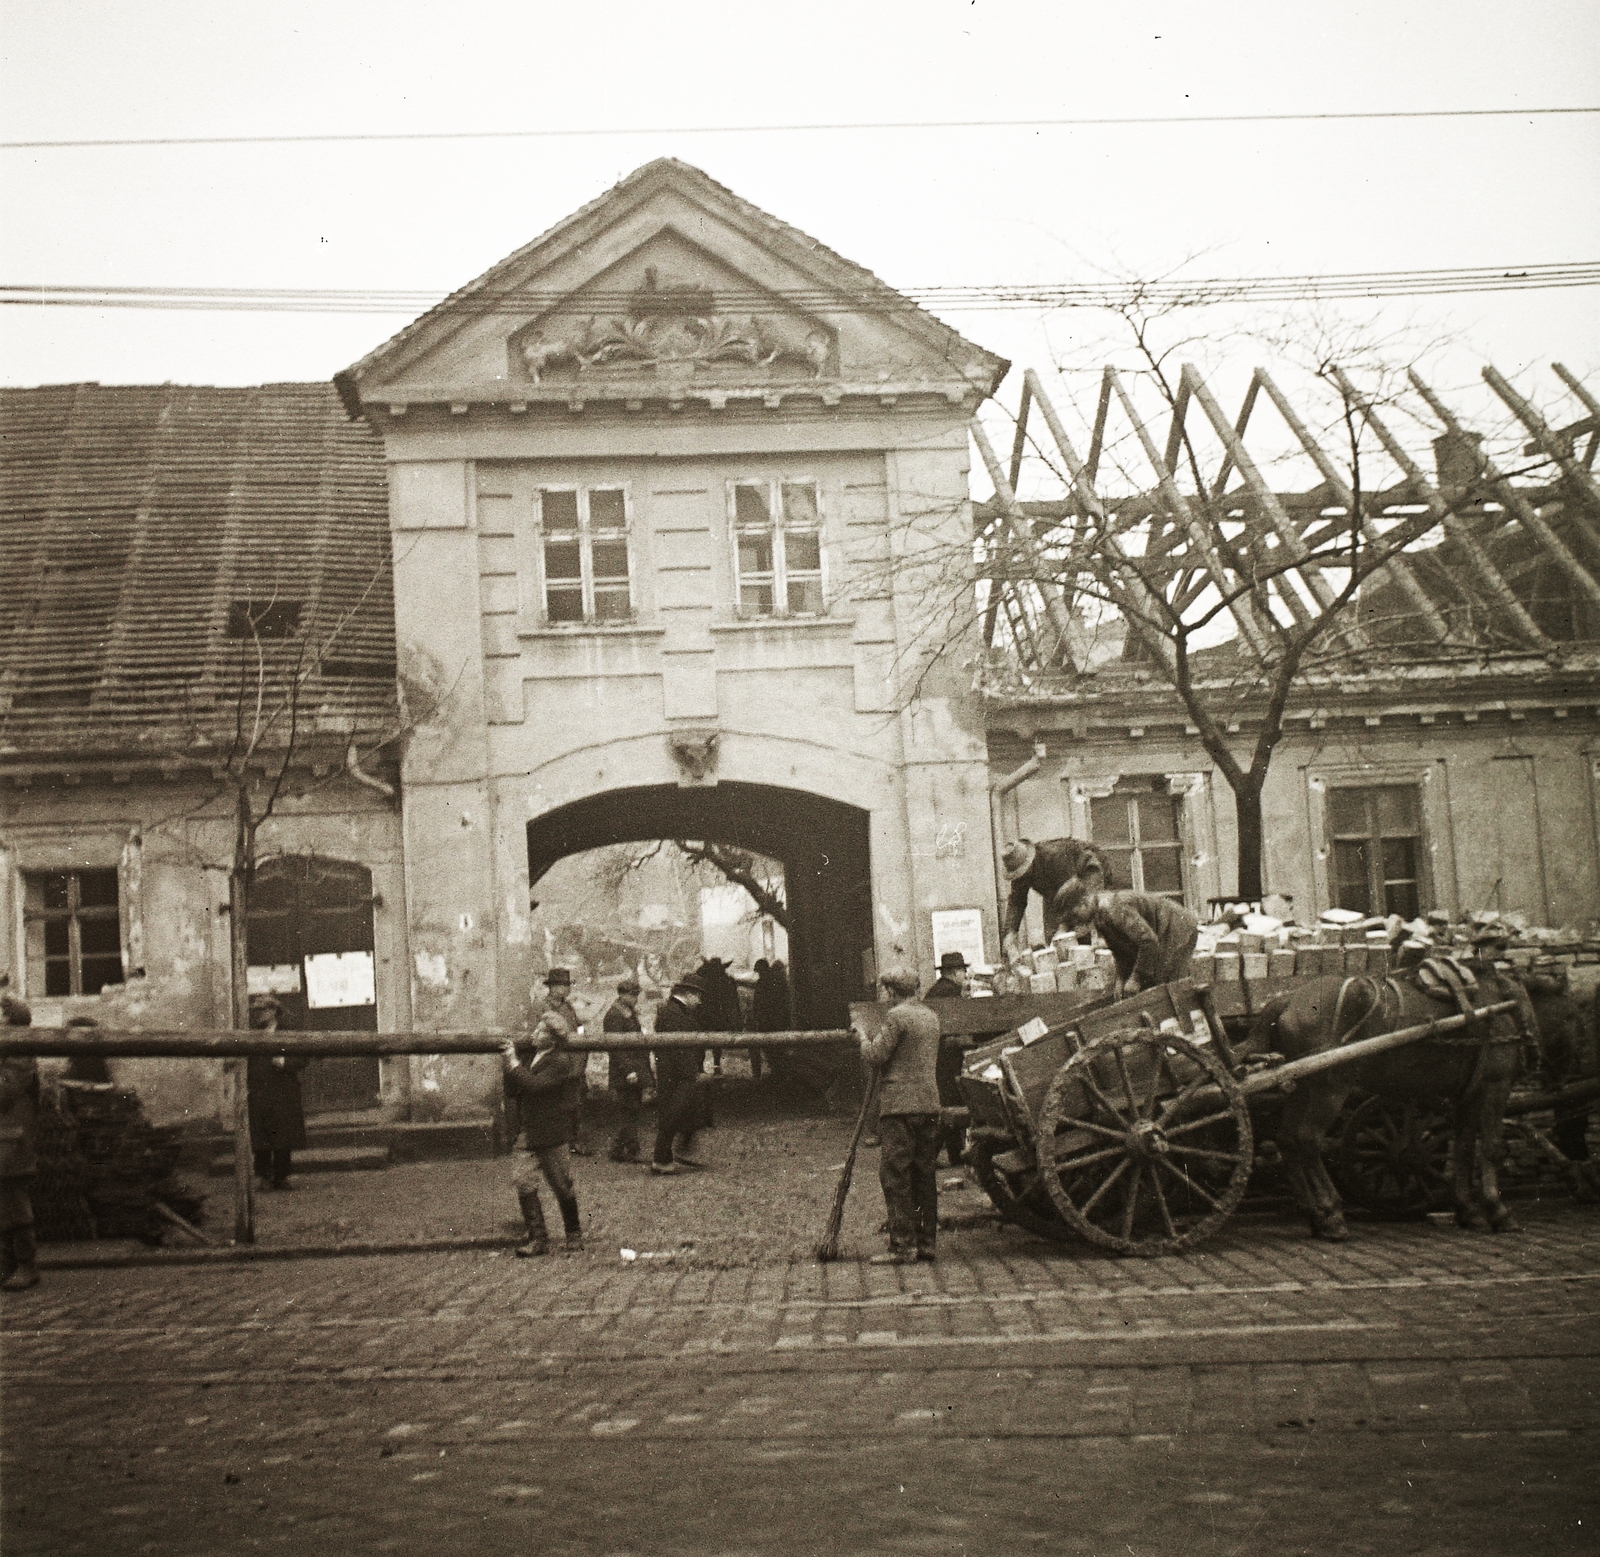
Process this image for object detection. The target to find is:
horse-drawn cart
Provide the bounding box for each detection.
[955,975,1523,1255]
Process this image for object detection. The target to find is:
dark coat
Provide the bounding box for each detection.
[753,962,790,1033]
[694,959,743,1034]
[652,995,714,1134]
[603,1001,650,1092]
[924,976,965,1106]
[1004,838,1108,938]
[247,1054,309,1152]
[652,995,704,1093]
[0,1056,39,1177]
[860,998,942,1116]
[504,1044,584,1150]
[1092,893,1201,987]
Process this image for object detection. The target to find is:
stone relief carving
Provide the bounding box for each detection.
[518,269,831,384]
[668,728,720,785]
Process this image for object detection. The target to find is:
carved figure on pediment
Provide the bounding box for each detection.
[516,278,832,384]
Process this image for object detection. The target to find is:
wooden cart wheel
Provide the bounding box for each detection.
[1335,1096,1453,1216]
[1037,1028,1253,1256]
[967,1136,1073,1243]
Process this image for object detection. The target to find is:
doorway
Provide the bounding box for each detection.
[246,855,380,1114]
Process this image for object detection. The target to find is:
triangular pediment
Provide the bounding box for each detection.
[336,160,1006,411]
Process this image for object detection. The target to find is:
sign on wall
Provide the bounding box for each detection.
[247,964,302,995]
[303,951,376,1009]
[930,908,986,970]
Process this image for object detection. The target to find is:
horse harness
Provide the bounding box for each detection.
[1326,957,1530,1090]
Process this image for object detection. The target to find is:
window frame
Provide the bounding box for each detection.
[1325,783,1426,921]
[1087,785,1188,902]
[727,477,827,620]
[534,483,634,627]
[22,867,126,997]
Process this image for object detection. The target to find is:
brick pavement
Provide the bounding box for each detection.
[4,1203,1597,1555]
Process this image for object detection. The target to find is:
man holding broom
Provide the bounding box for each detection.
[857,966,942,1265]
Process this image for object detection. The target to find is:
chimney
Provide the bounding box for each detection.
[1431,430,1483,491]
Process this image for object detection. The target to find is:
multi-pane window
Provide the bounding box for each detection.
[538,487,632,624]
[24,868,125,996]
[730,480,824,617]
[1328,785,1423,919]
[1089,783,1185,901]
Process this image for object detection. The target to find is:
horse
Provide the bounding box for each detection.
[1249,963,1533,1240]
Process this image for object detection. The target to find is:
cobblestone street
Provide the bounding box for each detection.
[4,1200,1596,1555]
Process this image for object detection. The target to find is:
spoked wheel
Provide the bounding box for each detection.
[1336,1096,1453,1217]
[966,1136,1072,1243]
[1038,1029,1253,1256]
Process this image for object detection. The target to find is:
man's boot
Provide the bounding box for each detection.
[515,1191,550,1257]
[556,1192,584,1253]
[1,1227,39,1291]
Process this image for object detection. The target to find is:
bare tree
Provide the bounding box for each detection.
[968,326,1596,900]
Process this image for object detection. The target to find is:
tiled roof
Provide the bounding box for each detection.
[0,382,395,762]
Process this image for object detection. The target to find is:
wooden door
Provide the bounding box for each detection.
[247,856,380,1114]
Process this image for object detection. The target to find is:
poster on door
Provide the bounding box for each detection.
[303,950,376,1009]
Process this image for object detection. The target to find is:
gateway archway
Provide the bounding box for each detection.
[527,782,873,1029]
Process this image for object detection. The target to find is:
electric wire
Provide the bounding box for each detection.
[3,104,1596,151]
[4,263,1596,317]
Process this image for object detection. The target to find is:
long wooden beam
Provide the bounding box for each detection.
[1106,368,1274,661]
[1331,368,1550,650]
[972,421,1085,672]
[1485,365,1600,552]
[1252,370,1450,639]
[1021,371,1179,674]
[1411,371,1600,615]
[1183,365,1335,628]
[0,1028,854,1057]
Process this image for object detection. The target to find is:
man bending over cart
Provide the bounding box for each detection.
[1057,882,1201,995]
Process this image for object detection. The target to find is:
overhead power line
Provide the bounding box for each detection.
[3,263,1596,318]
[2,105,1596,151]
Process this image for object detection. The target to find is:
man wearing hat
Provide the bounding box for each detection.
[246,993,309,1191]
[650,973,712,1175]
[857,967,943,1264]
[538,969,590,1154]
[924,952,971,1168]
[1055,882,1200,994]
[602,977,651,1163]
[501,1009,585,1254]
[999,838,1108,960]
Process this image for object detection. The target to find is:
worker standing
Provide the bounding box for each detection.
[501,1010,585,1255]
[999,838,1108,960]
[856,967,943,1265]
[0,994,40,1292]
[538,968,589,1154]
[602,977,650,1164]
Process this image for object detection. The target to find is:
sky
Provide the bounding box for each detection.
[2,0,1598,457]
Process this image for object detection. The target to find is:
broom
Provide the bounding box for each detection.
[813,1067,881,1262]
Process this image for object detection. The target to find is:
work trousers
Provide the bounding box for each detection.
[652,1082,707,1167]
[512,1143,575,1200]
[253,1147,294,1187]
[878,1113,940,1254]
[609,1083,644,1161]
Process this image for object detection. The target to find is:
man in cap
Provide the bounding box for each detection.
[538,969,590,1154]
[1056,882,1200,995]
[999,838,1108,960]
[501,1008,585,1254]
[924,952,971,1168]
[1,994,41,1291]
[857,967,943,1264]
[246,993,309,1191]
[602,977,651,1163]
[650,973,711,1175]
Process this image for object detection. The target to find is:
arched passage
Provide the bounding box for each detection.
[527,782,873,1029]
